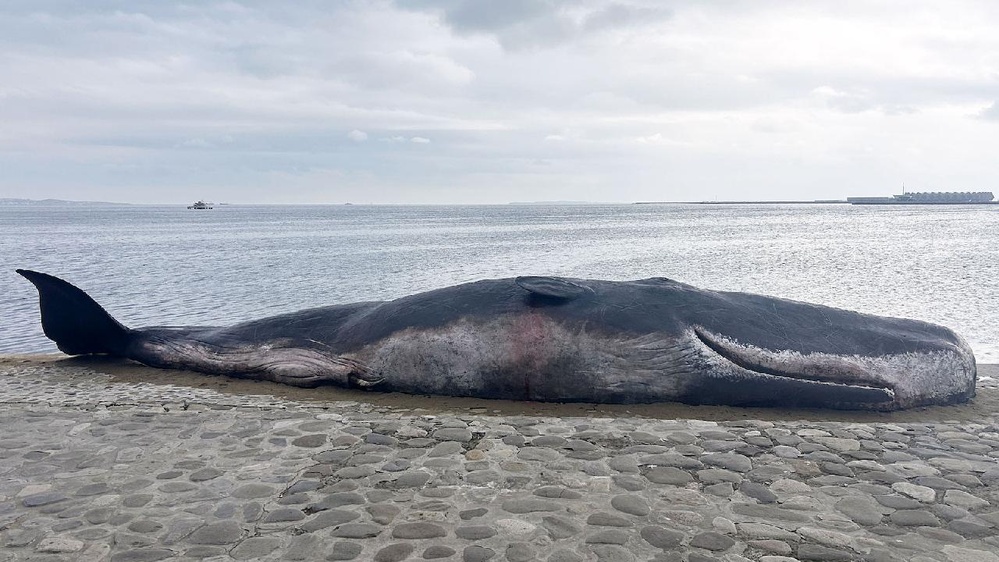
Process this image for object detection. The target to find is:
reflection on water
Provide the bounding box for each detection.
[2,203,997,362]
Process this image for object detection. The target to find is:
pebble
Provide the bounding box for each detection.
[0,360,997,562]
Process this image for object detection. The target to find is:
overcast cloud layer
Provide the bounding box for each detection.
[2,1,999,204]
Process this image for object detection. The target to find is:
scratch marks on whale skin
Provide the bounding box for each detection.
[355,315,702,403]
[129,334,377,388]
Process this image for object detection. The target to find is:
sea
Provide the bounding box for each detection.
[2,203,997,363]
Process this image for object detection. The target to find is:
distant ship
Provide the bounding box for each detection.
[847,191,996,205]
[187,200,213,209]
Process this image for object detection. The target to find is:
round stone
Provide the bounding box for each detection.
[331,523,384,538]
[128,520,164,533]
[189,468,223,482]
[382,459,411,472]
[159,481,197,493]
[301,509,360,532]
[772,446,801,458]
[21,492,68,507]
[231,537,281,560]
[591,544,636,562]
[690,531,736,551]
[797,526,854,549]
[375,543,415,562]
[641,525,685,548]
[463,545,495,562]
[943,490,990,510]
[701,453,753,473]
[586,529,631,544]
[392,522,447,539]
[110,548,175,561]
[588,512,633,527]
[36,537,85,553]
[542,515,583,539]
[890,510,940,527]
[506,542,536,562]
[367,504,401,524]
[892,482,936,503]
[549,550,585,562]
[308,492,366,511]
[611,494,650,516]
[456,525,497,540]
[423,546,456,559]
[532,435,568,447]
[645,467,693,485]
[231,484,276,499]
[834,496,885,525]
[292,434,328,447]
[534,486,583,499]
[328,541,363,560]
[122,494,153,508]
[428,441,463,457]
[740,481,778,503]
[434,428,473,442]
[460,508,488,520]
[502,498,561,513]
[262,508,305,522]
[796,544,853,561]
[188,521,244,545]
[76,483,111,496]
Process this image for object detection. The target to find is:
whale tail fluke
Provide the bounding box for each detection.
[16,269,131,356]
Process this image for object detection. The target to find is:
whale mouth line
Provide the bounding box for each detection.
[693,327,895,403]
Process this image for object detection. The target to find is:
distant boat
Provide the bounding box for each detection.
[847,191,996,205]
[187,200,213,209]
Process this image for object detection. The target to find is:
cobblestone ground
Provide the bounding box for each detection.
[1,359,998,562]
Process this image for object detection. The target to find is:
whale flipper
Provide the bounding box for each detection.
[16,269,130,356]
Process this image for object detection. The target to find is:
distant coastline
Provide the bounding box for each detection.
[0,198,133,206]
[636,200,847,205]
[5,197,995,207]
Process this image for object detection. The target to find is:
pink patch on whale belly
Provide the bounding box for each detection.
[509,312,551,397]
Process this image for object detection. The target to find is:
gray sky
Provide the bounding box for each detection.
[2,1,999,204]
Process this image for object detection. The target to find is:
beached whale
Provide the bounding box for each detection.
[18,269,975,410]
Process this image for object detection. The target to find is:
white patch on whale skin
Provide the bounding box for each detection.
[353,314,703,402]
[693,327,976,410]
[131,336,374,387]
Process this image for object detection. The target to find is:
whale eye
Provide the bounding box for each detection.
[515,276,592,300]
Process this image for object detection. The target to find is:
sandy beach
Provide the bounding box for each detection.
[1,356,997,561]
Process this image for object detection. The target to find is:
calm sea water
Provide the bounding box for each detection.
[2,203,997,362]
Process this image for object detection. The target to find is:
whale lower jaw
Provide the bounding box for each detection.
[691,327,976,411]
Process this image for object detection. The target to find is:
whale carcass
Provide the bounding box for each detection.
[17,269,976,410]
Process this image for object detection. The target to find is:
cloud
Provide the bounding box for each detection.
[583,3,673,32]
[812,86,877,114]
[396,0,673,50]
[3,1,999,204]
[979,101,999,120]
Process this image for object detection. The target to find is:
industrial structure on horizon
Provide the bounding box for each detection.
[846,191,996,205]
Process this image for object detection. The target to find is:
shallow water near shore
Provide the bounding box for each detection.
[3,203,998,364]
